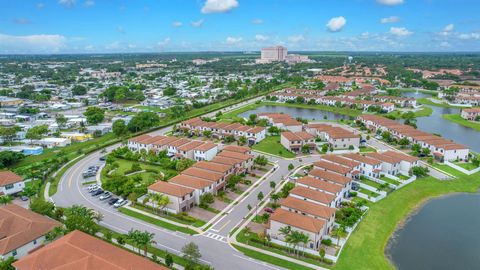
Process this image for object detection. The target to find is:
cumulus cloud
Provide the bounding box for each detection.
[36,3,45,9]
[252,19,263,25]
[172,21,183,28]
[377,0,404,6]
[380,16,400,24]
[201,0,239,14]
[0,33,66,53]
[440,41,451,48]
[390,27,413,37]
[191,19,204,28]
[84,44,94,51]
[84,0,94,7]
[255,34,268,42]
[225,36,242,45]
[288,35,305,43]
[117,26,126,34]
[458,33,480,40]
[158,37,171,47]
[326,16,347,32]
[444,24,454,32]
[58,0,75,8]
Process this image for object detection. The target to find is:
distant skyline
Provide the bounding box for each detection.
[1,0,479,54]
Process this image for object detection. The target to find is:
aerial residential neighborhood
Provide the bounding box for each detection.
[0,1,480,270]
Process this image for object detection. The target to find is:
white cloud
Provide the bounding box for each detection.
[158,38,171,47]
[58,0,75,8]
[326,16,347,32]
[390,27,413,37]
[458,33,480,40]
[252,19,263,25]
[84,0,94,7]
[288,35,305,43]
[201,0,239,14]
[105,41,121,50]
[128,44,137,49]
[377,0,404,6]
[440,41,451,48]
[0,33,66,53]
[191,19,204,28]
[36,3,45,9]
[172,21,183,28]
[255,34,268,42]
[14,18,32,25]
[225,36,242,45]
[84,45,94,51]
[380,16,400,24]
[444,24,454,32]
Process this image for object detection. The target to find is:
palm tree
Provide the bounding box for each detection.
[279,226,292,253]
[0,195,12,205]
[137,231,156,257]
[286,231,303,257]
[331,226,348,246]
[126,229,141,254]
[298,232,310,257]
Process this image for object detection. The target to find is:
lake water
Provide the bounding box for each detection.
[401,91,480,152]
[387,193,480,270]
[239,105,349,121]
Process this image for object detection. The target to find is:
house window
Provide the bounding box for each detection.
[12,249,17,256]
[33,239,37,245]
[5,184,14,190]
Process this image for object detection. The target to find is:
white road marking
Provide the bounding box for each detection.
[233,254,280,270]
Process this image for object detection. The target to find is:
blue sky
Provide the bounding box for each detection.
[0,0,479,54]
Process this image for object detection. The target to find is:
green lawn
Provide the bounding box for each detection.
[443,114,480,132]
[132,204,206,227]
[385,106,433,119]
[431,163,465,177]
[453,161,479,171]
[358,188,380,198]
[416,97,466,109]
[233,245,316,270]
[252,136,296,158]
[118,207,198,235]
[380,176,401,186]
[359,146,377,153]
[396,174,410,180]
[334,171,480,270]
[102,157,177,185]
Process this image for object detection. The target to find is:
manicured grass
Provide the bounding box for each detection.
[396,174,410,180]
[443,114,480,132]
[233,244,316,270]
[431,163,465,177]
[334,171,480,270]
[358,188,380,198]
[385,106,433,119]
[416,97,466,108]
[380,176,400,186]
[118,207,198,235]
[453,161,479,171]
[252,136,296,158]
[132,204,206,227]
[102,157,177,185]
[359,146,377,153]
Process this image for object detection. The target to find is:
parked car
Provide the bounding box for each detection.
[264,207,274,213]
[92,189,104,196]
[87,184,98,191]
[108,197,119,205]
[99,192,111,201]
[99,156,106,161]
[21,196,29,201]
[113,199,128,208]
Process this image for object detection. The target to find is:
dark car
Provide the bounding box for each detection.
[108,197,119,205]
[99,156,106,161]
[264,207,274,213]
[91,189,104,196]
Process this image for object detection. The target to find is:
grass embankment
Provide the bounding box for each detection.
[335,169,480,270]
[233,245,315,270]
[102,157,177,185]
[252,136,296,158]
[385,105,433,119]
[118,207,198,235]
[443,114,480,132]
[416,97,466,109]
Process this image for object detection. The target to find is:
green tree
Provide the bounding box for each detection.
[267,126,280,135]
[182,242,202,263]
[112,120,128,137]
[0,195,12,205]
[128,112,160,132]
[25,124,49,142]
[254,155,268,167]
[165,254,174,267]
[64,205,102,235]
[29,198,56,217]
[288,163,294,170]
[0,256,15,270]
[55,115,67,129]
[176,158,195,171]
[72,85,87,95]
[331,226,348,246]
[84,107,105,125]
[163,86,177,96]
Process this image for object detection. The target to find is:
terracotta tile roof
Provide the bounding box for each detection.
[270,208,325,233]
[342,153,382,166]
[366,152,402,164]
[128,134,152,143]
[193,161,232,174]
[290,186,336,205]
[246,126,266,134]
[166,138,191,148]
[222,145,251,154]
[194,142,217,152]
[0,204,61,255]
[281,131,314,141]
[169,174,213,189]
[210,156,241,166]
[322,154,360,168]
[151,136,181,147]
[217,150,253,162]
[382,151,419,163]
[0,171,22,186]
[182,167,224,182]
[148,181,194,197]
[142,135,167,145]
[313,161,352,175]
[12,230,168,270]
[296,176,343,194]
[177,140,205,152]
[280,196,336,220]
[309,169,352,185]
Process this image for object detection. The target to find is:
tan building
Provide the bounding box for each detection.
[280,131,316,153]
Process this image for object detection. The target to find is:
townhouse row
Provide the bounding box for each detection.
[178,117,266,145]
[128,134,219,161]
[358,114,469,161]
[147,145,254,214]
[461,107,480,120]
[258,113,303,132]
[305,123,361,150]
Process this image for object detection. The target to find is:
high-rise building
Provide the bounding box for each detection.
[257,46,288,63]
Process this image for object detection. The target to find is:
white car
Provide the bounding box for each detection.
[87,184,98,191]
[99,192,111,201]
[113,199,128,208]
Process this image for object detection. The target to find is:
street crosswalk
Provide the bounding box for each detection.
[203,232,227,243]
